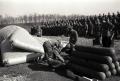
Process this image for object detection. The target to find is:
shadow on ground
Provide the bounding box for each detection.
[28,62,75,80]
[28,62,52,72]
[28,62,67,76]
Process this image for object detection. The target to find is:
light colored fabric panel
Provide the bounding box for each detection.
[2,52,32,65]
[10,28,45,53]
[0,25,21,44]
[35,36,68,48]
[1,39,40,66]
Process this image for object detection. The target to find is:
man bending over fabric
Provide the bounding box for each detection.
[43,40,65,70]
[43,40,82,81]
[62,25,78,55]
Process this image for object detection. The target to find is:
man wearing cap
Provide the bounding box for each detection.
[65,25,78,54]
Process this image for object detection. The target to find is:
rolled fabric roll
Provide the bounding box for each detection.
[114,61,120,68]
[2,52,37,66]
[116,66,120,74]
[114,62,120,74]
[111,55,118,62]
[110,63,116,69]
[72,51,113,64]
[70,63,106,80]
[71,56,109,72]
[75,45,116,56]
[106,56,113,63]
[111,69,117,75]
[105,71,111,78]
[1,39,42,66]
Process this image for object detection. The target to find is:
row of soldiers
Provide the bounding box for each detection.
[31,12,120,41]
[30,12,120,39]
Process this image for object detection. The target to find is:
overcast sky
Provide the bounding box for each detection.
[0,0,120,17]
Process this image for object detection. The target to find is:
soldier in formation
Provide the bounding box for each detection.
[30,12,120,47]
[31,25,42,37]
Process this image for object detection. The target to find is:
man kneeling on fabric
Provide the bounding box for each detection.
[43,40,65,70]
[41,40,81,81]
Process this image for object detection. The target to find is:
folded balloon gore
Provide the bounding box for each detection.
[0,25,67,66]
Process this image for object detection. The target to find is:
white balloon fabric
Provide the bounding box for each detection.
[9,28,45,53]
[35,37,68,48]
[1,39,41,66]
[0,25,21,44]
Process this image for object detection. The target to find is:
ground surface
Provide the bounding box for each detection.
[0,36,120,81]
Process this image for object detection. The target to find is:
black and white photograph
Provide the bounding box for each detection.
[0,0,120,81]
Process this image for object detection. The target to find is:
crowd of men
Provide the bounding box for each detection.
[31,12,120,47]
[31,12,120,39]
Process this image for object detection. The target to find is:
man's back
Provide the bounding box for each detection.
[69,29,78,44]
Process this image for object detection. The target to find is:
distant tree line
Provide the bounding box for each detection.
[0,14,78,25]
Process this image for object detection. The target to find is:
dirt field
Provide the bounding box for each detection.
[0,36,120,81]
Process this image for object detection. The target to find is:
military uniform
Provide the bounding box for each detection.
[100,20,114,47]
[63,26,78,56]
[37,26,42,37]
[69,29,78,45]
[43,40,65,69]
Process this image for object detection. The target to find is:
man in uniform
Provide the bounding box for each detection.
[43,40,65,70]
[37,25,42,37]
[65,25,78,54]
[31,25,37,35]
[84,21,89,37]
[100,19,114,47]
[68,26,78,44]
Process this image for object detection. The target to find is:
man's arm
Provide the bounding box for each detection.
[75,31,78,43]
[54,50,65,62]
[100,34,103,46]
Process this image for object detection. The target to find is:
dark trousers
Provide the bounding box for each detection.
[102,36,113,47]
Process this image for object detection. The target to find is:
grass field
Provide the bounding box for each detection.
[0,36,120,81]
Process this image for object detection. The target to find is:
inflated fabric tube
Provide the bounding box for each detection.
[9,28,46,53]
[114,61,120,70]
[72,51,112,64]
[70,57,109,72]
[1,39,42,66]
[104,62,115,71]
[109,63,115,69]
[2,52,37,66]
[0,25,22,48]
[75,45,116,56]
[105,71,111,78]
[116,66,120,74]
[114,61,119,68]
[111,69,117,75]
[114,61,120,74]
[111,55,118,62]
[70,63,106,80]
